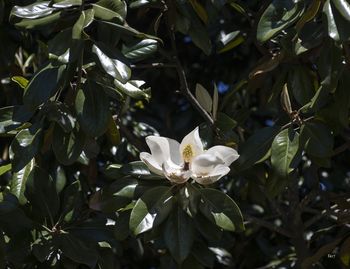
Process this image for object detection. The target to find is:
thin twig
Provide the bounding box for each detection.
[164,1,214,127]
[130,62,177,69]
[244,214,292,237]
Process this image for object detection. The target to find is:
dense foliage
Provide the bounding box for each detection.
[1,0,350,268]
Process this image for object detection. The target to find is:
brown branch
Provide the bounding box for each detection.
[164,1,214,127]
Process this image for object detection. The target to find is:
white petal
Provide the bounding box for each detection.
[192,164,230,185]
[139,152,163,175]
[206,145,239,166]
[146,136,182,166]
[191,153,225,175]
[179,127,204,162]
[162,160,191,184]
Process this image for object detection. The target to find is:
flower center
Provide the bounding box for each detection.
[182,144,194,163]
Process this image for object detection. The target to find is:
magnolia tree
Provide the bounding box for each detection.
[1,0,350,268]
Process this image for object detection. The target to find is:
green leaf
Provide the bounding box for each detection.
[195,83,212,113]
[0,106,33,135]
[257,0,304,43]
[61,180,81,223]
[11,76,28,89]
[53,123,86,165]
[23,64,66,110]
[32,236,55,262]
[0,163,11,176]
[92,0,126,23]
[0,194,32,235]
[46,102,75,132]
[14,11,62,29]
[164,207,194,264]
[216,112,237,132]
[301,122,334,158]
[10,124,42,172]
[288,66,315,105]
[237,126,280,170]
[75,80,110,137]
[332,0,350,21]
[122,39,158,61]
[323,0,350,41]
[199,188,244,232]
[10,159,34,205]
[106,116,121,145]
[52,0,82,8]
[271,128,300,177]
[114,79,150,100]
[10,1,55,19]
[56,233,98,268]
[129,186,174,235]
[92,44,131,83]
[72,9,94,39]
[24,166,60,220]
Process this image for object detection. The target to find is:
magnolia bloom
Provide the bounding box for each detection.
[140,127,239,185]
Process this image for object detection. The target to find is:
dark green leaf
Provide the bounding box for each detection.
[257,0,304,42]
[75,80,110,137]
[56,233,98,268]
[301,122,334,158]
[53,123,86,165]
[25,166,60,220]
[164,207,194,264]
[271,128,300,177]
[32,236,55,262]
[237,126,280,170]
[199,188,244,232]
[288,66,315,105]
[23,64,66,110]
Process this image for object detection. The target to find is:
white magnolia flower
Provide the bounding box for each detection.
[140,127,239,185]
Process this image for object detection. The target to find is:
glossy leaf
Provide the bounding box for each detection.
[0,164,11,176]
[72,9,94,39]
[324,0,350,41]
[11,2,54,19]
[129,186,174,235]
[114,79,150,99]
[10,158,34,205]
[257,0,304,42]
[271,128,300,177]
[92,44,131,83]
[75,80,110,137]
[23,64,66,110]
[122,39,158,60]
[92,0,126,23]
[10,124,42,172]
[288,66,315,105]
[199,188,244,232]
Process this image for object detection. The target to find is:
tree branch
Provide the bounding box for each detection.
[244,214,292,237]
